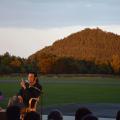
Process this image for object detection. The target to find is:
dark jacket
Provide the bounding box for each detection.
[18,82,42,107]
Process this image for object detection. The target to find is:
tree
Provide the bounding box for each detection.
[111,54,120,73]
[52,57,79,74]
[10,58,21,72]
[36,53,57,74]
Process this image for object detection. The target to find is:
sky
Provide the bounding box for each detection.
[0,0,120,58]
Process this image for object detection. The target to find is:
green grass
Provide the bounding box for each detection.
[0,83,20,107]
[0,76,120,108]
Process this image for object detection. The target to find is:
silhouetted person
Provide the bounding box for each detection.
[75,107,92,120]
[24,111,40,120]
[82,115,98,120]
[0,91,4,101]
[48,109,63,120]
[6,105,20,120]
[116,110,120,120]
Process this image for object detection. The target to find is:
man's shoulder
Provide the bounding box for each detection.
[32,83,42,92]
[35,83,42,89]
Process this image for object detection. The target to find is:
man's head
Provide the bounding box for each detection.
[28,72,38,86]
[48,109,63,120]
[116,110,120,120]
[75,107,92,120]
[6,105,20,120]
[82,115,98,120]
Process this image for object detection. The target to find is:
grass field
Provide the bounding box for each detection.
[0,75,120,108]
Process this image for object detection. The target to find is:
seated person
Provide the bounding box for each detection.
[18,72,42,107]
[48,109,63,120]
[6,105,21,120]
[75,107,98,120]
[24,111,40,120]
[75,107,93,120]
[0,91,4,101]
[116,110,120,120]
[82,115,98,120]
[8,72,42,108]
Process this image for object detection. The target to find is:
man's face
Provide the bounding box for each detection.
[28,73,36,86]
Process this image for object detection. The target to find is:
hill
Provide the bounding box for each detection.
[29,28,120,74]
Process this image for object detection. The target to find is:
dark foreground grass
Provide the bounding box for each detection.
[0,76,120,108]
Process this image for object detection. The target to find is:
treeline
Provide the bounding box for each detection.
[0,52,119,75]
[29,53,117,74]
[0,52,39,74]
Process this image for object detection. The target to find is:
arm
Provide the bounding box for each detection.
[17,80,27,103]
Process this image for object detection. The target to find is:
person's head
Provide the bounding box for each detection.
[82,115,98,120]
[48,109,63,120]
[6,105,20,120]
[0,91,4,101]
[24,111,40,120]
[116,110,120,120]
[75,107,92,120]
[28,72,38,86]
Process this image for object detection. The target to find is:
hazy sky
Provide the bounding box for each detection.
[0,0,120,58]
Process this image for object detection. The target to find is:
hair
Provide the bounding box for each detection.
[6,105,20,120]
[116,110,120,120]
[48,109,63,120]
[75,107,92,120]
[82,115,98,120]
[24,111,40,120]
[0,91,2,95]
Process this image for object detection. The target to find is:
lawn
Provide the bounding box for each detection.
[0,76,120,108]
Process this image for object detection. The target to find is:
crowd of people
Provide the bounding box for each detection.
[6,106,97,120]
[5,105,120,120]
